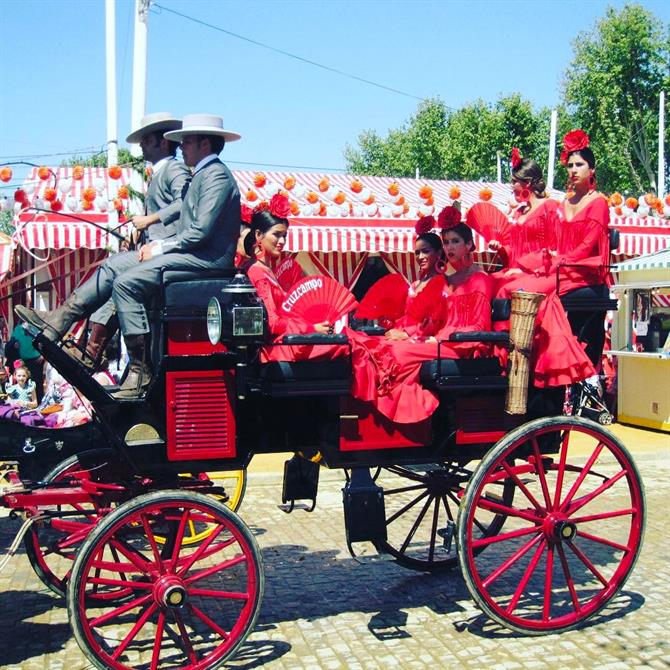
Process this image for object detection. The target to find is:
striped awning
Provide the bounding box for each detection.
[615,248,670,271]
[0,240,15,283]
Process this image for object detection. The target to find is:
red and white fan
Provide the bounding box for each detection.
[281,275,358,332]
[354,274,409,323]
[466,202,512,246]
[406,276,447,331]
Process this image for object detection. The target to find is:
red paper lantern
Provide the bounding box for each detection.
[449,186,461,200]
[14,189,27,205]
[318,203,327,216]
[364,195,375,205]
[418,185,433,200]
[37,166,50,180]
[82,187,97,202]
[0,167,12,182]
[72,165,84,180]
[350,179,363,193]
[50,199,63,212]
[334,192,346,205]
[108,165,122,180]
[479,187,493,202]
[253,173,266,188]
[82,199,94,211]
[394,195,405,206]
[43,188,57,202]
[387,182,400,196]
[117,185,129,200]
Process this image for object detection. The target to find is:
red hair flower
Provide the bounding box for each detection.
[254,200,269,214]
[415,215,436,235]
[240,204,254,224]
[437,205,461,230]
[561,129,590,165]
[510,147,522,169]
[269,193,291,218]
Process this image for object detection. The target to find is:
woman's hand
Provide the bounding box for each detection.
[314,322,333,334]
[385,328,409,341]
[503,268,523,278]
[489,240,501,251]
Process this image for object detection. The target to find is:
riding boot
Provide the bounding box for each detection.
[112,334,152,399]
[15,292,87,342]
[69,321,117,371]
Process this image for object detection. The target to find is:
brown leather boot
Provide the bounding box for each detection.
[68,321,116,371]
[112,335,151,399]
[15,293,87,342]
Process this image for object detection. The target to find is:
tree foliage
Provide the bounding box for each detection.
[61,147,144,172]
[562,4,669,193]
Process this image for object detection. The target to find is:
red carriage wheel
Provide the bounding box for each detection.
[374,462,514,572]
[67,490,264,670]
[24,449,119,597]
[457,416,645,634]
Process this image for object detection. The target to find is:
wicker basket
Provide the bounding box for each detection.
[505,290,545,415]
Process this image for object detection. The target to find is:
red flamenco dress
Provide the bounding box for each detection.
[350,271,494,424]
[246,258,347,363]
[391,275,448,338]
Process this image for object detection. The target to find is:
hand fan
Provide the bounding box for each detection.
[281,275,358,324]
[406,276,447,327]
[275,254,304,291]
[466,202,512,246]
[354,273,409,321]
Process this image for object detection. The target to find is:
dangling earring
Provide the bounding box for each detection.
[436,258,447,274]
[520,188,531,202]
[589,174,597,192]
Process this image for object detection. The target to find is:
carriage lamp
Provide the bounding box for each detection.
[207,298,223,345]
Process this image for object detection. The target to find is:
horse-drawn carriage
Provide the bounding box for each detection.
[0,266,644,669]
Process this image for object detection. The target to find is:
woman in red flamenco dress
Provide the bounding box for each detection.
[245,195,345,363]
[351,210,495,424]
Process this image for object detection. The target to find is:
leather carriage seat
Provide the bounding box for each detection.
[419,298,510,391]
[160,269,236,319]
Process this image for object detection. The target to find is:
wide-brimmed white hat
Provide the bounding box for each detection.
[126,112,182,144]
[164,113,241,143]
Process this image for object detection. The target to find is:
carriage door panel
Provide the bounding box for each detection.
[166,370,236,461]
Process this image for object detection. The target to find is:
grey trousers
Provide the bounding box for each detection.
[75,251,223,336]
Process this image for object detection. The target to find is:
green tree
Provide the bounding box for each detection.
[0,209,13,236]
[562,4,669,193]
[61,147,145,172]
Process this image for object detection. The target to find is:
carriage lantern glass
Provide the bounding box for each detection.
[207,297,223,345]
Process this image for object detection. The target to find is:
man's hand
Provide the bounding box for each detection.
[131,214,159,231]
[139,242,159,262]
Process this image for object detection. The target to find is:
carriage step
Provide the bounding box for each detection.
[343,469,387,545]
[280,455,319,513]
[437,520,455,552]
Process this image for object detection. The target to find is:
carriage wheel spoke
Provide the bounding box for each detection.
[428,496,441,562]
[557,544,581,614]
[111,602,158,661]
[566,470,627,516]
[400,494,433,554]
[386,490,430,526]
[472,496,539,524]
[482,533,543,589]
[575,530,631,553]
[169,509,191,570]
[151,612,166,670]
[384,483,427,496]
[570,507,635,524]
[506,539,546,614]
[560,442,605,511]
[189,587,249,600]
[188,602,231,639]
[531,438,553,510]
[553,430,571,508]
[442,493,456,522]
[174,610,198,664]
[472,523,540,549]
[543,544,554,622]
[177,524,228,576]
[141,513,164,568]
[565,540,609,586]
[501,460,543,511]
[89,593,152,628]
[185,553,247,585]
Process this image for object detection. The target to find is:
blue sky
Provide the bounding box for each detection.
[1,0,668,187]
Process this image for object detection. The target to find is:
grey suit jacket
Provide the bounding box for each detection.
[163,158,240,268]
[145,157,191,241]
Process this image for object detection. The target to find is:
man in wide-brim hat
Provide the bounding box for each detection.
[16,113,242,398]
[74,112,192,372]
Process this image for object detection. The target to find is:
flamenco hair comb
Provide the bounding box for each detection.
[511,147,522,170]
[560,129,590,165]
[415,215,436,235]
[437,205,461,230]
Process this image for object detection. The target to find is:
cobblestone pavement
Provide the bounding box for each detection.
[0,447,668,670]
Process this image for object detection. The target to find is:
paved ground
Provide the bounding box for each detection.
[0,424,668,670]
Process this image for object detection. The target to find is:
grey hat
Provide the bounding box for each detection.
[164,113,241,143]
[126,112,182,144]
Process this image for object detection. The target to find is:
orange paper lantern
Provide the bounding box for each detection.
[334,192,346,205]
[665,194,670,207]
[614,206,623,216]
[418,185,433,200]
[82,199,94,211]
[108,165,122,180]
[72,165,84,180]
[364,195,375,206]
[245,189,258,202]
[37,166,50,180]
[402,203,409,214]
[307,191,319,204]
[394,195,405,206]
[43,188,57,202]
[253,173,266,188]
[424,197,434,206]
[117,185,129,200]
[479,187,493,201]
[609,192,623,207]
[644,193,656,205]
[624,197,638,210]
[82,187,97,202]
[318,177,330,192]
[284,177,296,190]
[289,200,300,215]
[387,182,400,196]
[113,198,123,211]
[0,167,12,182]
[318,203,327,216]
[449,186,461,200]
[350,179,363,193]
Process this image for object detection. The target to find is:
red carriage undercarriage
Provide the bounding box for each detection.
[0,268,644,669]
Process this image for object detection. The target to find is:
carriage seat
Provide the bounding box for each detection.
[160,269,236,320]
[419,299,510,392]
[250,334,351,397]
